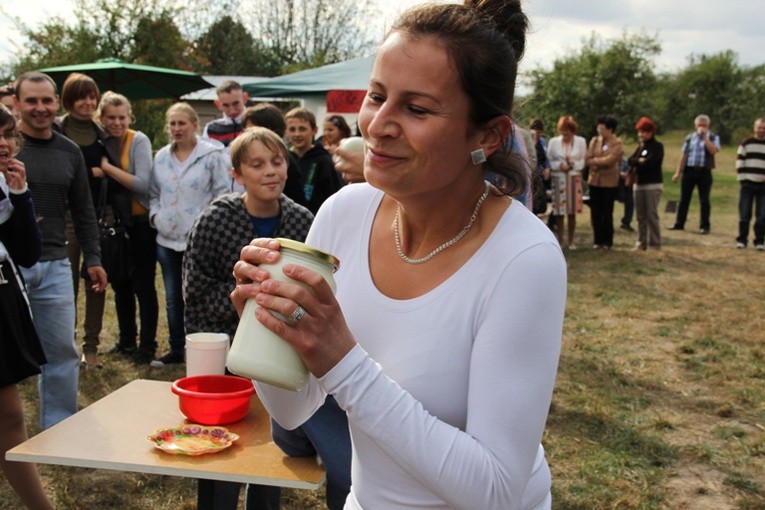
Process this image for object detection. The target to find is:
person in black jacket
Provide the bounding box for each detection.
[285,107,343,213]
[56,72,129,369]
[628,116,664,250]
[0,104,54,510]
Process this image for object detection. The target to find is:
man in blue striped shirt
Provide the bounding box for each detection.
[668,114,720,234]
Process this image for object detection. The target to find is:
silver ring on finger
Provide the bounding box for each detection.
[286,305,306,327]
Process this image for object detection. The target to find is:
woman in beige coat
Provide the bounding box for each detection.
[585,115,623,250]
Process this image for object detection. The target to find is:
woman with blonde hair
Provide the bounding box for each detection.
[96,91,159,364]
[149,102,231,366]
[231,1,566,508]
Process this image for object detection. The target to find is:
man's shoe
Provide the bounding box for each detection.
[756,244,765,251]
[667,224,683,231]
[150,351,184,367]
[699,228,709,235]
[736,242,746,249]
[107,344,136,356]
[620,224,635,232]
[132,350,154,365]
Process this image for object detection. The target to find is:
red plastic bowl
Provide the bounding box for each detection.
[171,375,255,425]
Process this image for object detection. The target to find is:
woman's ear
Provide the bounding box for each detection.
[480,115,512,157]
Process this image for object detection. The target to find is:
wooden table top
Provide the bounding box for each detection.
[6,379,325,489]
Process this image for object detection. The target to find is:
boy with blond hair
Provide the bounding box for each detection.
[285,107,342,213]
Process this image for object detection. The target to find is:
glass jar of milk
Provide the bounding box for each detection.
[227,238,340,390]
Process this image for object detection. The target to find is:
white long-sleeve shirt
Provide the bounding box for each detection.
[547,135,587,175]
[256,184,567,510]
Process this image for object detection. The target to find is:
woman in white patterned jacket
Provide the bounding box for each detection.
[148,102,231,366]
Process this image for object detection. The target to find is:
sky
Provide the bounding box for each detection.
[1,0,763,78]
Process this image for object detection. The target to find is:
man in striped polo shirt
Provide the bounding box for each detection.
[202,80,249,147]
[735,117,765,250]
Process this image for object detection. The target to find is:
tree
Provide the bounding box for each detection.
[195,15,281,76]
[3,0,221,75]
[131,12,193,69]
[1,0,384,142]
[657,51,764,143]
[522,32,661,140]
[8,16,105,73]
[242,0,380,72]
[2,0,206,147]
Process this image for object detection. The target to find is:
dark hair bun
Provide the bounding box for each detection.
[465,0,527,59]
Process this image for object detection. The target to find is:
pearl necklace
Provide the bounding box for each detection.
[393,181,491,265]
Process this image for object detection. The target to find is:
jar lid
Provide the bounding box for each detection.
[276,238,340,271]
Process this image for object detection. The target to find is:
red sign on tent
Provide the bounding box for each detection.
[326,90,365,113]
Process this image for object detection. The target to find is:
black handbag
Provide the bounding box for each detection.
[80,180,133,284]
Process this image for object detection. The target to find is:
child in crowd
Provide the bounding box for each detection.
[183,127,351,510]
[285,107,343,213]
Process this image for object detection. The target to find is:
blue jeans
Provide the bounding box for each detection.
[156,245,185,354]
[738,181,765,246]
[271,395,351,510]
[19,259,79,429]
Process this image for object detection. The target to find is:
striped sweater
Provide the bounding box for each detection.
[736,137,765,183]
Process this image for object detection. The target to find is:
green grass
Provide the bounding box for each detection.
[545,131,765,509]
[2,131,764,509]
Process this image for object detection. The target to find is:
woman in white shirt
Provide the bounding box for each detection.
[546,115,587,249]
[231,2,567,509]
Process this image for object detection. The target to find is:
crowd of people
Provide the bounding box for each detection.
[528,110,763,253]
[1,71,350,509]
[1,0,762,508]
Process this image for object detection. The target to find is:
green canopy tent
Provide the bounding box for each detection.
[241,56,375,99]
[39,58,214,100]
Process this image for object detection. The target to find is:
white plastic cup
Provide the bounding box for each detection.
[185,333,230,377]
[227,239,339,391]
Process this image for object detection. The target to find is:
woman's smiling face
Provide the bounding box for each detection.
[100,103,130,139]
[358,32,483,198]
[70,94,98,120]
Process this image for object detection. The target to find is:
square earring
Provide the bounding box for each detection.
[471,148,487,165]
